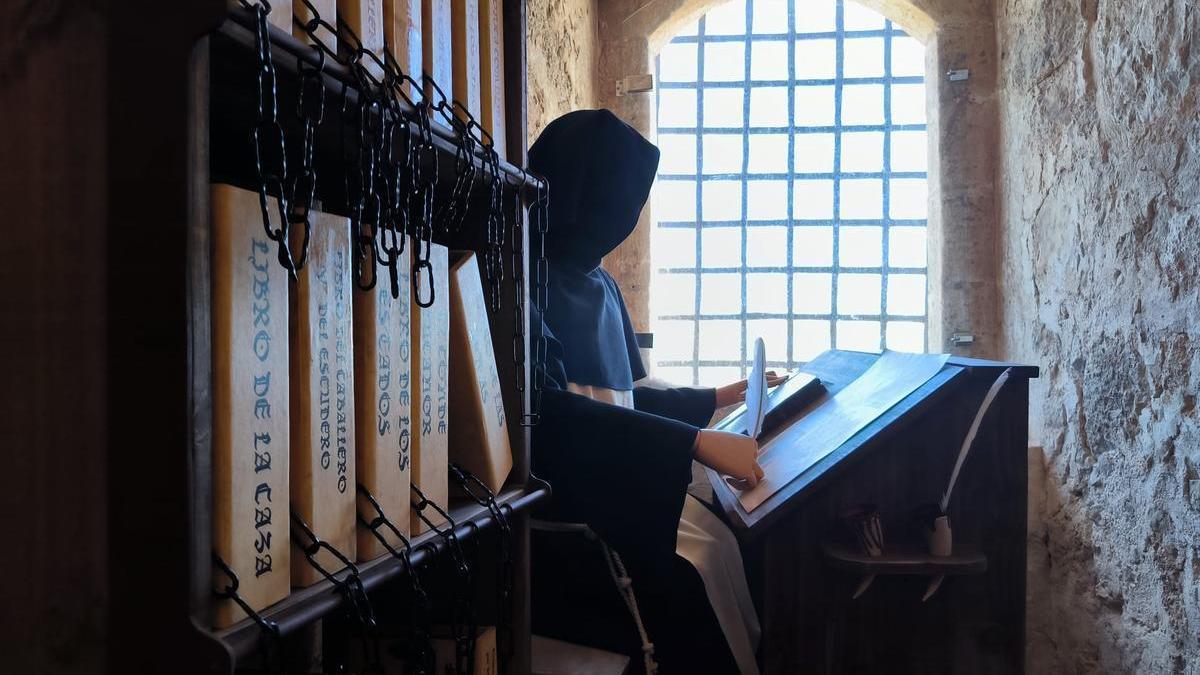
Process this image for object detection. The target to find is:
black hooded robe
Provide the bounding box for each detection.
[527,110,743,675]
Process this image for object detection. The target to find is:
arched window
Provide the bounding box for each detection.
[651,0,928,386]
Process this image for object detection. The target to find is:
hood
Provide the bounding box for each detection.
[527,109,661,270]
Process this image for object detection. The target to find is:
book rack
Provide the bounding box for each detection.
[219,482,548,658]
[74,1,550,671]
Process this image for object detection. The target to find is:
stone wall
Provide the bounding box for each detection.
[526,0,598,141]
[995,1,1200,671]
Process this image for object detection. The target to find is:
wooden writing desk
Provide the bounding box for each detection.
[707,350,1037,674]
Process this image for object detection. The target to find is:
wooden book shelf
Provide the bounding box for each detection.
[42,1,552,672]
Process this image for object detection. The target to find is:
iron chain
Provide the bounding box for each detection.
[290,513,383,674]
[244,0,308,279]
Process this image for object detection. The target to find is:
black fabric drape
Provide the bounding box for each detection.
[533,388,696,579]
[633,386,718,428]
[528,109,659,390]
[528,109,739,674]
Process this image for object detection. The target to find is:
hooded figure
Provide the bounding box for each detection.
[529,110,762,675]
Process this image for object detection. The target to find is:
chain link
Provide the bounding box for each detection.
[478,129,505,314]
[288,41,322,271]
[212,553,285,675]
[356,485,436,675]
[340,80,380,292]
[507,171,529,408]
[527,175,551,425]
[410,101,439,308]
[411,485,476,675]
[229,6,557,672]
[376,98,408,301]
[244,0,308,280]
[449,464,515,674]
[290,513,383,674]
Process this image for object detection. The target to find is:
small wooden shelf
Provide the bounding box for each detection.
[216,481,549,658]
[821,543,987,576]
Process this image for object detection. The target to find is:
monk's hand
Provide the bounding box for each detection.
[714,371,789,407]
[693,429,764,489]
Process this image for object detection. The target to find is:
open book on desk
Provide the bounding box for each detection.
[712,350,953,523]
[713,367,826,439]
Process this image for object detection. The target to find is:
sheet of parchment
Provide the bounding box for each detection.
[746,337,768,438]
[738,351,950,512]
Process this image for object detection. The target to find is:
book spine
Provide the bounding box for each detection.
[410,242,450,533]
[210,184,291,628]
[289,211,357,586]
[451,0,482,120]
[448,253,512,494]
[295,0,337,51]
[339,0,385,79]
[477,0,505,157]
[384,0,424,101]
[422,0,453,105]
[354,245,413,560]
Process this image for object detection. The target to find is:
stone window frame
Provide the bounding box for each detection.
[649,0,930,385]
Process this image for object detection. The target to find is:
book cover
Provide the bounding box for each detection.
[715,369,826,439]
[210,183,291,627]
[410,242,450,533]
[448,252,512,494]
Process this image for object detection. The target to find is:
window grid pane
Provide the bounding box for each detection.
[654,0,928,386]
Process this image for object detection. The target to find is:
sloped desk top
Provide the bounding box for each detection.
[707,350,1038,536]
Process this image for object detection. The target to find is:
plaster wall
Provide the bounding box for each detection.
[595,0,1003,363]
[996,1,1200,672]
[526,0,599,141]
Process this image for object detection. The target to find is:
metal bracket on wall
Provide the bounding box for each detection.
[617,73,654,96]
[950,332,975,346]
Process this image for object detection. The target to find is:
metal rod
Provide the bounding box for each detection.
[218,8,543,193]
[214,482,548,660]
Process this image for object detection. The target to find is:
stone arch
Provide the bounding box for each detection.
[646,0,937,54]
